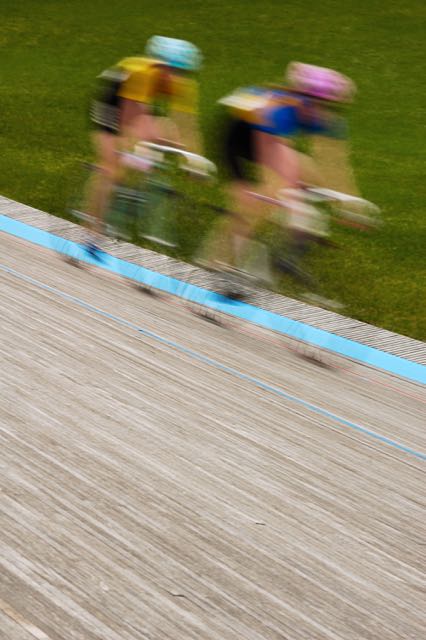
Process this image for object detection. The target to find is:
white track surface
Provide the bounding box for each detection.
[1,233,425,640]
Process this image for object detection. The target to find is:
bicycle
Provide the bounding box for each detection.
[55,142,218,262]
[55,144,381,362]
[195,183,381,307]
[60,143,380,307]
[52,143,239,323]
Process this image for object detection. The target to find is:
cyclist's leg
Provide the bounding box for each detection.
[192,120,265,280]
[84,130,121,233]
[225,131,301,269]
[221,119,270,268]
[226,181,270,267]
[256,135,332,267]
[120,99,164,147]
[195,117,245,268]
[83,106,157,237]
[86,75,124,238]
[87,103,160,227]
[256,132,300,187]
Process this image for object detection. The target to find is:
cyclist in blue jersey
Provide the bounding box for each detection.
[214,62,359,277]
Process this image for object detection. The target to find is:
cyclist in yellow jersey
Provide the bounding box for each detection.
[84,37,202,258]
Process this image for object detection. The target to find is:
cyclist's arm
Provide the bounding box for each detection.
[119,99,163,153]
[169,111,202,154]
[168,76,203,154]
[308,135,360,196]
[297,104,360,196]
[118,63,166,148]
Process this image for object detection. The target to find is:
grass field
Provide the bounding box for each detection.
[0,0,424,340]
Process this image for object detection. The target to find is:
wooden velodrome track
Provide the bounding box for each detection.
[1,232,425,640]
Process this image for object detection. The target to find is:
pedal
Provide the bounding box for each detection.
[301,292,345,311]
[63,255,82,268]
[274,258,316,287]
[132,283,161,297]
[141,234,177,248]
[189,305,226,327]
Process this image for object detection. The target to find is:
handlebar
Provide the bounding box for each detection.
[142,142,202,162]
[124,142,217,178]
[282,187,367,204]
[247,187,381,232]
[280,187,381,228]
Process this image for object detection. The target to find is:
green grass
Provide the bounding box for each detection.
[0,0,425,339]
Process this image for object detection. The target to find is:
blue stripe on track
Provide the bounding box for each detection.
[1,261,425,462]
[1,213,425,385]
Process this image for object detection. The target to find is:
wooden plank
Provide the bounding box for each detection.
[0,233,425,640]
[0,601,51,640]
[1,195,425,364]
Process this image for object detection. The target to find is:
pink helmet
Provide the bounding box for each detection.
[286,62,356,103]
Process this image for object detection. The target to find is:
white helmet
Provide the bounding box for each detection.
[146,36,202,71]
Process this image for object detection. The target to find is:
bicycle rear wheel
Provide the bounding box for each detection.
[139,179,179,249]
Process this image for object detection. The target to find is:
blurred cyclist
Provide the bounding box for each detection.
[211,62,362,280]
[85,36,203,258]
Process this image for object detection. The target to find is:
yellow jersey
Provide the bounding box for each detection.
[117,56,197,114]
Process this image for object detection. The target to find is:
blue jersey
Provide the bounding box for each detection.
[219,86,344,138]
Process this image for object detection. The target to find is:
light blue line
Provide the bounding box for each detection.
[1,213,425,385]
[0,261,425,462]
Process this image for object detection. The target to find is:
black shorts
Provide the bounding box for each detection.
[223,118,257,182]
[89,67,127,135]
[90,100,121,135]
